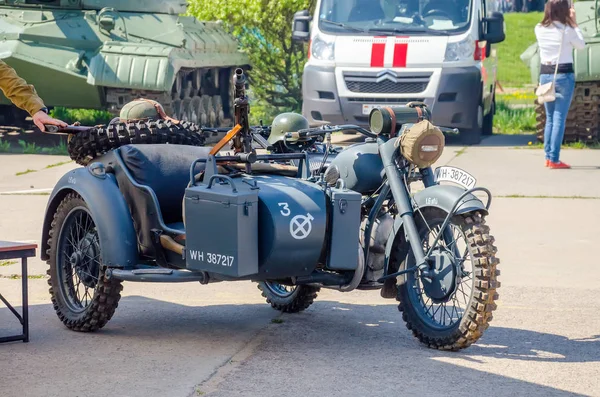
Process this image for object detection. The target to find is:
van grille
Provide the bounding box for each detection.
[343,71,431,94]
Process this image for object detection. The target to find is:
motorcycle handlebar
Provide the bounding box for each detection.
[285,124,377,140]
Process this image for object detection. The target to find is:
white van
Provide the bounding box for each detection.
[291,0,505,144]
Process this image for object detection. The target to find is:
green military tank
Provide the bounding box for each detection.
[521,0,600,143]
[0,0,250,142]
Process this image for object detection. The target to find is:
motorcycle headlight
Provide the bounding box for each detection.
[311,35,335,61]
[444,37,475,62]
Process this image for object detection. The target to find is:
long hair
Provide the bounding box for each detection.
[541,0,576,27]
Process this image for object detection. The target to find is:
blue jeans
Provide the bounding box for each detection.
[540,73,575,163]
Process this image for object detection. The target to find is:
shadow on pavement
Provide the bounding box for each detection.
[1,296,594,396]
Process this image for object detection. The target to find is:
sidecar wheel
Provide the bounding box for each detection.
[393,208,500,351]
[46,193,123,332]
[257,282,320,313]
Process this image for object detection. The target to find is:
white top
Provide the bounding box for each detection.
[534,22,586,65]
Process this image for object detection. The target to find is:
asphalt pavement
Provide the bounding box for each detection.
[1,134,599,397]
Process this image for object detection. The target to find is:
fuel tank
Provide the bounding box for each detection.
[329,142,384,195]
[185,174,327,279]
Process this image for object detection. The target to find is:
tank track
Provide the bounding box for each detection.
[105,67,236,145]
[535,82,600,144]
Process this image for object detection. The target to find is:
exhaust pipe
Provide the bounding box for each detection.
[294,245,365,292]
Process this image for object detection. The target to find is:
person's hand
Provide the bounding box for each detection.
[570,6,578,26]
[32,110,67,132]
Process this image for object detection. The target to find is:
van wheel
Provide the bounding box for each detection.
[459,105,483,145]
[482,99,495,136]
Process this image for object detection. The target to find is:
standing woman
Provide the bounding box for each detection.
[535,0,585,169]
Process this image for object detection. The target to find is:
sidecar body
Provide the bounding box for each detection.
[40,144,363,284]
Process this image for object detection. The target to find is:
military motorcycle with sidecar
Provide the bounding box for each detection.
[40,69,500,351]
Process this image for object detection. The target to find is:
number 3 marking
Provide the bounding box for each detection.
[278,202,290,217]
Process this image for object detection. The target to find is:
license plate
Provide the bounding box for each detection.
[434,166,476,190]
[362,104,405,115]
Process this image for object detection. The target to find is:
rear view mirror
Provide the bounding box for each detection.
[292,9,311,42]
[483,12,505,44]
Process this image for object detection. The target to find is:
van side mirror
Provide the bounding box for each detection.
[292,9,311,42]
[483,12,505,44]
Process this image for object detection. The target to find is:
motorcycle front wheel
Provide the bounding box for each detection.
[392,207,500,350]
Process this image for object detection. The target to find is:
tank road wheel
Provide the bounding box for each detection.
[172,99,183,121]
[257,282,320,313]
[67,119,205,165]
[393,208,500,350]
[535,100,546,142]
[213,95,224,126]
[46,193,123,332]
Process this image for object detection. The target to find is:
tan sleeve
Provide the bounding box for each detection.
[0,60,45,116]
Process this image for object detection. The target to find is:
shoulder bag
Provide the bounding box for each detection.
[536,25,566,104]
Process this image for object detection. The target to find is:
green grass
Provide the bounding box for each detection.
[45,160,72,168]
[1,274,47,279]
[493,100,536,134]
[454,147,467,156]
[0,139,11,152]
[41,139,69,156]
[15,169,37,176]
[0,136,68,156]
[18,140,43,154]
[271,318,284,324]
[0,260,17,267]
[496,90,537,105]
[497,12,543,87]
[50,107,113,126]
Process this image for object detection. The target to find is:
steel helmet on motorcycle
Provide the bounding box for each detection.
[119,99,179,124]
[268,112,309,145]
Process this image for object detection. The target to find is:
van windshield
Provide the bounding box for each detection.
[318,0,473,35]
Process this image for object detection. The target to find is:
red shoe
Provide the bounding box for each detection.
[545,159,550,167]
[549,161,571,169]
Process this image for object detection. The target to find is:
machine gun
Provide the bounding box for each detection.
[231,68,254,173]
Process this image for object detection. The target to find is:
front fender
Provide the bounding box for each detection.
[40,167,138,269]
[383,184,488,274]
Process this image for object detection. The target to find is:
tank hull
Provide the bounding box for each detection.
[0,4,250,133]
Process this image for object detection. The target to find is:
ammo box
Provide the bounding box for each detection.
[326,187,362,270]
[184,175,259,277]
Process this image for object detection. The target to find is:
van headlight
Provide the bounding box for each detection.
[444,37,475,62]
[311,35,335,61]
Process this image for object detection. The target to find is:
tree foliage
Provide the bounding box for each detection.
[188,0,316,121]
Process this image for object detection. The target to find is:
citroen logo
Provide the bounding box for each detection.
[375,69,399,83]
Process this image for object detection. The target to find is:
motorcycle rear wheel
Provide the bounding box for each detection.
[257,281,320,313]
[393,207,500,350]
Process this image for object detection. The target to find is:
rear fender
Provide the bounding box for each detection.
[40,167,138,269]
[383,184,488,274]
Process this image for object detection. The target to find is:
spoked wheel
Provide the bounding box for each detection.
[46,193,123,332]
[394,208,500,350]
[257,281,320,313]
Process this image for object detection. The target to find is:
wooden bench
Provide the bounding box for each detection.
[0,241,37,343]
